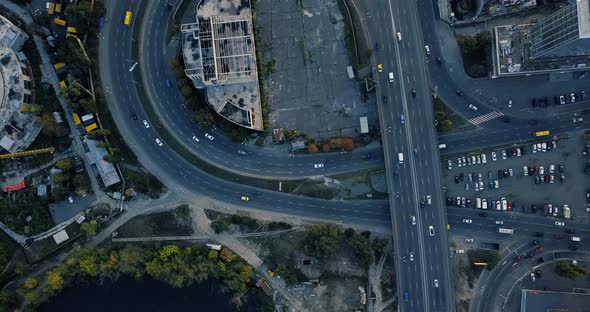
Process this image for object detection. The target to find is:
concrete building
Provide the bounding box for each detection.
[181,0,263,131]
[0,15,39,153]
[85,138,120,187]
[521,289,590,312]
[527,0,590,59]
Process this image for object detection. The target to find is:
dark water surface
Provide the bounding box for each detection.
[40,275,248,312]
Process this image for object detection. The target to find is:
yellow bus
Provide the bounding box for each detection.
[534,130,550,137]
[124,11,132,26]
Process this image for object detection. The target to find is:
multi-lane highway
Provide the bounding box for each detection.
[370,0,453,310]
[98,0,392,230]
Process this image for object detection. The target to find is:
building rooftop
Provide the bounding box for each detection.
[85,138,120,187]
[181,0,263,131]
[0,15,27,51]
[521,289,590,312]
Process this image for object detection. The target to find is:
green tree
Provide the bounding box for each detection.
[181,85,194,97]
[0,290,17,310]
[22,278,38,291]
[80,98,97,113]
[65,1,93,34]
[117,245,150,279]
[86,129,111,139]
[276,263,297,286]
[73,175,89,195]
[303,225,341,258]
[441,119,453,131]
[40,113,57,137]
[192,110,215,129]
[51,173,69,184]
[220,248,237,263]
[347,235,372,265]
[56,159,74,171]
[46,270,64,291]
[80,220,98,237]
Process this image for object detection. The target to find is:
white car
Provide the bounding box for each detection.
[549,165,555,173]
[542,142,547,152]
[469,104,478,111]
[532,144,537,153]
[434,279,439,288]
[570,93,576,103]
[491,152,497,161]
[462,219,472,224]
[501,150,507,159]
[539,166,544,175]
[464,238,474,243]
[495,220,503,225]
[313,163,324,169]
[481,154,487,163]
[523,166,528,176]
[205,133,214,140]
[192,135,200,142]
[426,195,432,205]
[447,160,452,170]
[496,201,501,210]
[397,32,402,41]
[462,156,467,166]
[411,215,416,225]
[155,138,163,146]
[429,226,435,236]
[555,221,565,226]
[501,198,507,211]
[143,120,150,128]
[409,251,414,261]
[457,158,462,168]
[424,45,430,55]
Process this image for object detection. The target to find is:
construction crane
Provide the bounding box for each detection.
[0,147,55,159]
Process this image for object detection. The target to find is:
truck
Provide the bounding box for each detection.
[563,205,571,219]
[398,152,404,164]
[497,228,514,234]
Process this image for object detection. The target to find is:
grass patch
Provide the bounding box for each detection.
[433,97,472,133]
[122,169,165,198]
[117,204,193,237]
[293,181,335,200]
[207,210,292,234]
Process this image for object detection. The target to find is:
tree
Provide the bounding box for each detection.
[276,264,297,286]
[73,175,89,195]
[303,225,341,258]
[86,129,111,139]
[220,248,237,263]
[434,111,447,122]
[441,119,453,131]
[192,110,215,129]
[0,290,17,310]
[51,173,69,184]
[347,235,372,265]
[65,1,93,34]
[39,113,57,137]
[117,245,149,279]
[103,153,121,163]
[80,220,98,237]
[181,85,194,97]
[307,143,318,154]
[46,270,64,291]
[342,138,354,151]
[22,278,38,291]
[56,159,74,171]
[80,98,97,113]
[322,144,330,152]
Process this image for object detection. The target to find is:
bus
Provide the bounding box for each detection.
[534,130,550,137]
[124,10,133,26]
[497,228,514,234]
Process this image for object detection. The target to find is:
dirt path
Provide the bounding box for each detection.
[368,242,395,312]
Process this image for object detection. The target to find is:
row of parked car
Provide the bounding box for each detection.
[447,145,537,171]
[454,171,500,191]
[530,91,588,108]
[447,196,514,211]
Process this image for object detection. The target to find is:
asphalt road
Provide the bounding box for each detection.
[98,0,392,230]
[367,0,453,310]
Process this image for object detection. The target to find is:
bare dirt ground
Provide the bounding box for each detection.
[450,240,476,312]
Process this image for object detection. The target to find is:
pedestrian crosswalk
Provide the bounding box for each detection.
[468,111,504,125]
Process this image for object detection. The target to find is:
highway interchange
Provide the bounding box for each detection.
[98,0,590,311]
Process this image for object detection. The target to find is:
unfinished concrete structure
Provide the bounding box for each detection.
[0,15,39,153]
[181,0,263,131]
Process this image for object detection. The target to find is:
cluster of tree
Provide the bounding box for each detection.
[554,261,588,280]
[51,158,90,200]
[467,250,501,274]
[433,98,455,132]
[122,169,165,197]
[64,0,105,36]
[457,32,491,78]
[457,32,491,55]
[307,137,354,154]
[211,214,258,234]
[17,244,255,309]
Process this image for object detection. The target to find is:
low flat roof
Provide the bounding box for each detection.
[521,289,590,312]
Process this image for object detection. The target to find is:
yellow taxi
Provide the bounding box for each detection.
[240,195,249,201]
[377,64,383,72]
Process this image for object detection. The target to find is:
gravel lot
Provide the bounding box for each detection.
[442,133,590,223]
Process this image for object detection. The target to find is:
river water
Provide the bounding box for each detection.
[41,276,255,311]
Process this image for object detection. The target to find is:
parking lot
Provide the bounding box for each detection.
[442,132,590,223]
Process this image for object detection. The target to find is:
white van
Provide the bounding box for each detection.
[571,236,582,242]
[476,198,481,209]
[481,154,487,163]
[438,144,447,149]
[398,153,404,164]
[388,72,394,83]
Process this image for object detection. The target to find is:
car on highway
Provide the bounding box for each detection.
[433,279,439,287]
[400,114,405,124]
[411,215,416,225]
[426,195,432,205]
[155,138,163,146]
[143,120,150,128]
[411,89,417,97]
[465,238,474,243]
[389,72,394,83]
[396,32,402,41]
[237,149,247,156]
[192,135,200,142]
[205,133,214,140]
[462,219,472,224]
[377,64,383,72]
[240,195,249,201]
[424,45,430,55]
[469,104,478,111]
[428,226,435,236]
[409,251,414,262]
[313,163,324,169]
[555,221,565,226]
